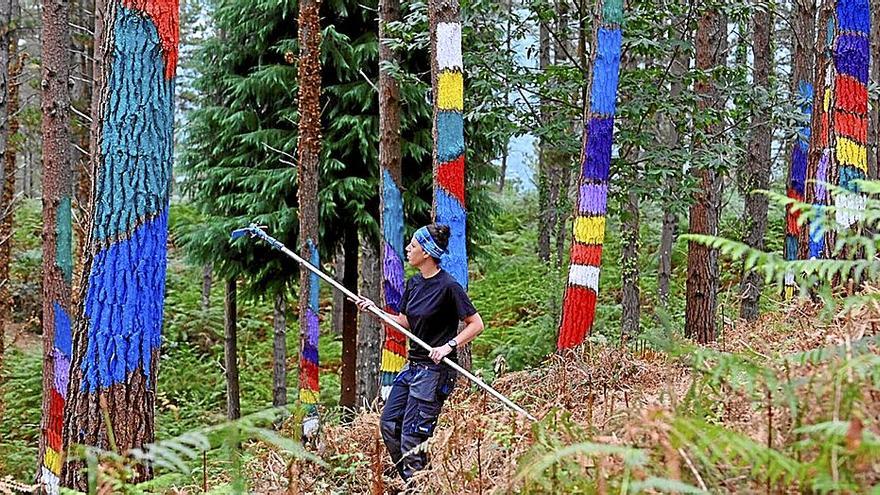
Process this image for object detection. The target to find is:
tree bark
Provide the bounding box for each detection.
[378,0,407,399]
[38,0,74,487]
[225,278,240,420]
[71,0,94,309]
[537,16,553,263]
[0,0,20,366]
[296,0,322,421]
[340,223,358,413]
[60,0,178,487]
[685,5,724,344]
[272,291,287,408]
[356,236,381,407]
[657,20,689,308]
[621,190,640,337]
[331,243,344,335]
[738,3,772,321]
[783,0,817,296]
[201,262,212,311]
[429,0,470,368]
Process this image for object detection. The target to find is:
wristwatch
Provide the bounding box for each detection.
[447,338,458,349]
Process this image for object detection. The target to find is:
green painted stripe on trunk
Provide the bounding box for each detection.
[56,196,73,283]
[602,0,623,24]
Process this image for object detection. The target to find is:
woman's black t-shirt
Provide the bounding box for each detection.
[400,269,477,363]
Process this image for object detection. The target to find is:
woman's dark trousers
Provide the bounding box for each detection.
[380,361,456,481]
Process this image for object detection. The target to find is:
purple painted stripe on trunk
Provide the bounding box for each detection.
[53,351,70,397]
[578,183,608,215]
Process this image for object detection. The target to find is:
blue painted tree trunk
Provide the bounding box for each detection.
[61,0,177,487]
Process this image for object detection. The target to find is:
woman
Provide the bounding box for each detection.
[357,223,484,482]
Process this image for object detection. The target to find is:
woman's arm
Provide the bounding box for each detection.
[355,297,410,329]
[428,312,484,364]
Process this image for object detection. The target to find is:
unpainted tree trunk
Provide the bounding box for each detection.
[331,243,344,335]
[272,290,287,408]
[621,190,640,337]
[738,4,772,321]
[0,0,20,364]
[537,16,553,262]
[356,236,381,408]
[201,262,212,311]
[340,224,358,412]
[37,0,74,486]
[225,278,240,419]
[71,0,94,307]
[685,6,724,344]
[657,21,689,307]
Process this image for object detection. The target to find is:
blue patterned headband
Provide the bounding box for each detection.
[414,226,447,259]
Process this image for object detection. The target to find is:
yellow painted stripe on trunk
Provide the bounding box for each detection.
[836,137,867,171]
[45,448,62,474]
[299,389,319,405]
[437,72,464,111]
[573,216,606,245]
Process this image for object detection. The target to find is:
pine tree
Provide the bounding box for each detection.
[37,0,73,489]
[61,0,178,487]
[738,1,773,321]
[685,4,724,344]
[557,0,624,349]
[783,0,816,297]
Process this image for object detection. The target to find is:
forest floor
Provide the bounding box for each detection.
[251,301,879,494]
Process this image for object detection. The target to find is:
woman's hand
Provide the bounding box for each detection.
[355,296,376,312]
[428,344,453,364]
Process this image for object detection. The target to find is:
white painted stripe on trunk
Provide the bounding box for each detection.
[568,264,600,291]
[436,22,462,70]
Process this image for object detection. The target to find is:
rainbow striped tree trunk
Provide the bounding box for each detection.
[803,0,870,259]
[378,0,407,399]
[429,0,467,291]
[61,0,177,487]
[37,0,73,490]
[557,0,623,350]
[783,0,815,298]
[830,0,870,231]
[297,0,322,423]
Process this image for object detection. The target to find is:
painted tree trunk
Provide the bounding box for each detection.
[225,278,240,419]
[783,0,816,297]
[60,0,178,487]
[340,224,358,412]
[429,0,467,289]
[272,291,286,408]
[378,0,407,400]
[870,0,880,180]
[803,0,871,260]
[297,0,322,429]
[556,0,623,349]
[802,1,834,259]
[739,4,773,321]
[828,0,870,235]
[38,0,74,490]
[429,0,470,370]
[356,237,381,407]
[685,6,723,344]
